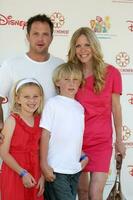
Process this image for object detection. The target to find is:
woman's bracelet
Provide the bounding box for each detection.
[80,154,87,161]
[19,170,28,178]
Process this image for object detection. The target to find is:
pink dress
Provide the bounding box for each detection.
[0,113,44,200]
[76,65,122,172]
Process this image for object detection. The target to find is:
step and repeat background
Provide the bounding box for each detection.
[0,0,133,199]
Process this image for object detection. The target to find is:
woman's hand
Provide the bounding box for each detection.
[115,141,126,159]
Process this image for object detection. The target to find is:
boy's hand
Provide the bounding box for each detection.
[81,156,89,169]
[80,153,89,170]
[42,164,56,182]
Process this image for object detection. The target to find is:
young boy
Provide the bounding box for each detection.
[40,62,88,200]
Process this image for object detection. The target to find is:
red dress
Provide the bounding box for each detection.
[0,114,44,200]
[76,65,122,172]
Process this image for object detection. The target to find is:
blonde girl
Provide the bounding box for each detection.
[0,78,44,200]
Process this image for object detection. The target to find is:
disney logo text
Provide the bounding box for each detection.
[0,14,27,30]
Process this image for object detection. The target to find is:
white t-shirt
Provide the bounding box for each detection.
[40,95,84,174]
[0,54,64,118]
[0,54,64,99]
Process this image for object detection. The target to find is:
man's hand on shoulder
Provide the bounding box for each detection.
[0,96,4,144]
[0,121,4,144]
[0,132,4,144]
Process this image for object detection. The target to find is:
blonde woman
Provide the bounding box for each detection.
[68,27,126,200]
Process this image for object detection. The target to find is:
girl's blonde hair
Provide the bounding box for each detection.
[68,27,106,93]
[10,78,44,115]
[53,62,84,94]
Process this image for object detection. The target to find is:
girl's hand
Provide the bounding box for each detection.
[36,175,45,197]
[22,172,36,188]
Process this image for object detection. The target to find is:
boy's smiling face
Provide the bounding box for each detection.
[55,75,81,98]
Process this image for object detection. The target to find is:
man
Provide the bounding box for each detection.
[0,14,64,143]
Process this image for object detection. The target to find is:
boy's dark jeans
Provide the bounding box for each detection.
[44,172,81,200]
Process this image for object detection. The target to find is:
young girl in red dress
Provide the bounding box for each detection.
[0,78,44,200]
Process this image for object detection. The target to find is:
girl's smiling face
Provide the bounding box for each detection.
[16,85,42,114]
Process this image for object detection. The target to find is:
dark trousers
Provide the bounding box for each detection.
[44,172,81,200]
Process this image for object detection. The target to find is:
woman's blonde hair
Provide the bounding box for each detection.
[10,78,44,115]
[68,27,106,93]
[53,62,84,94]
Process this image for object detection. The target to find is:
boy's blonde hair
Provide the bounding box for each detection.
[10,78,44,115]
[53,62,84,94]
